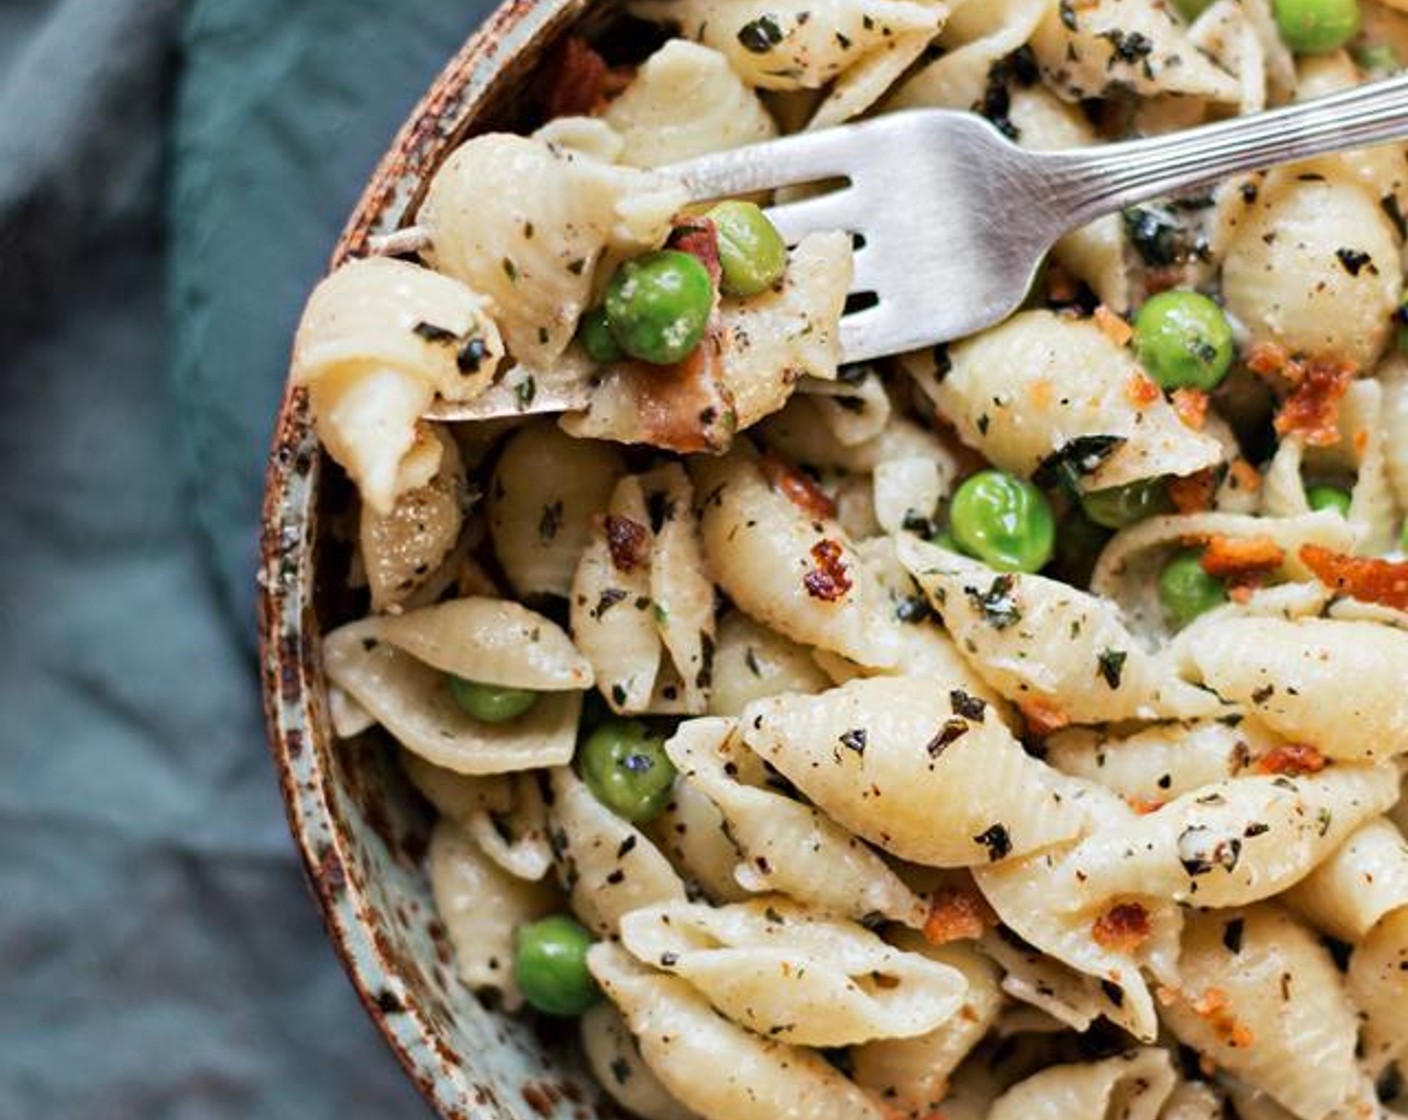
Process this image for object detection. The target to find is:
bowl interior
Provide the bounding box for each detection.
[258,2,643,1116]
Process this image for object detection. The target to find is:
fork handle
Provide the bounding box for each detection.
[1048,73,1408,223]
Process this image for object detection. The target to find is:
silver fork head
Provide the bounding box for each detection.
[668,110,1064,364]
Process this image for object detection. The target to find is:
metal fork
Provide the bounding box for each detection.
[431,73,1408,420]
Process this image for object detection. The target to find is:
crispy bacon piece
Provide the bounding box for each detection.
[1019,698,1071,737]
[668,219,723,288]
[1128,797,1166,816]
[1273,361,1355,448]
[1245,341,1291,377]
[761,453,837,520]
[1095,305,1135,346]
[1126,371,1161,407]
[540,37,632,119]
[1199,535,1285,579]
[604,514,650,573]
[923,886,996,945]
[1171,387,1209,430]
[1300,544,1408,611]
[1190,987,1255,1049]
[1091,902,1152,954]
[803,539,851,602]
[1256,742,1328,777]
[1168,468,1217,514]
[636,334,736,455]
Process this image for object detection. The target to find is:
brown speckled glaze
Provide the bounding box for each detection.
[257,2,626,1116]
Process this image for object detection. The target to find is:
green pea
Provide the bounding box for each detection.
[1352,43,1399,72]
[931,529,962,553]
[578,307,624,363]
[604,250,714,365]
[707,200,788,298]
[579,719,677,823]
[1080,477,1173,530]
[1158,549,1228,627]
[448,677,540,723]
[949,470,1056,574]
[1134,290,1235,391]
[514,915,600,1016]
[1171,0,1216,19]
[1273,0,1360,53]
[1307,484,1352,517]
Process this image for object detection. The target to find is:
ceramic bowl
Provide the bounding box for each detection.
[257,1,627,1115]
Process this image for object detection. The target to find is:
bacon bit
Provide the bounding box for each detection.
[1095,305,1134,347]
[1354,427,1370,457]
[1191,986,1255,1049]
[1019,698,1071,737]
[923,886,997,945]
[1045,263,1079,304]
[804,539,852,602]
[1126,371,1161,407]
[1273,361,1355,448]
[668,218,723,288]
[1300,544,1408,611]
[1128,797,1166,816]
[637,333,735,454]
[1171,388,1209,430]
[541,38,612,119]
[1168,469,1217,514]
[1199,535,1285,579]
[1144,266,1187,295]
[1228,584,1257,604]
[1091,902,1152,954]
[1256,742,1328,777]
[1227,458,1262,495]
[1246,341,1291,377]
[761,453,837,520]
[1156,985,1179,1007]
[603,515,650,572]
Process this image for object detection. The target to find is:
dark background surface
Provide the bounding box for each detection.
[0,1,495,1113]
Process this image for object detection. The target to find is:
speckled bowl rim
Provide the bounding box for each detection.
[257,2,592,1115]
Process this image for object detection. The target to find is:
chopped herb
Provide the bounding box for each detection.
[1177,826,1241,876]
[1098,28,1154,64]
[1097,649,1127,689]
[744,646,762,676]
[611,683,628,707]
[737,15,785,53]
[950,689,987,721]
[1336,248,1374,276]
[1222,917,1245,953]
[932,343,952,380]
[835,30,852,49]
[973,823,1013,861]
[1243,821,1270,838]
[895,594,934,624]
[501,257,519,282]
[1317,808,1333,836]
[412,321,458,345]
[927,719,970,756]
[1250,683,1275,704]
[1032,434,1128,493]
[609,1057,632,1086]
[566,257,587,276]
[658,951,678,967]
[537,500,564,542]
[593,588,628,618]
[839,728,868,755]
[605,869,625,885]
[965,575,1022,630]
[1059,0,1079,30]
[1122,204,1189,267]
[457,335,489,373]
[514,376,537,409]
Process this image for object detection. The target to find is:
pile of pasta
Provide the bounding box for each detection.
[293,1,1408,1118]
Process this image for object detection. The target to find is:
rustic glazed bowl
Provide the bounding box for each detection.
[258,1,629,1116]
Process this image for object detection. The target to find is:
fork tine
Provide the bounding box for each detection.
[763,189,860,244]
[663,127,859,201]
